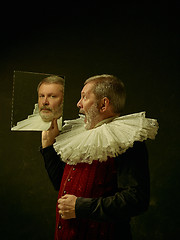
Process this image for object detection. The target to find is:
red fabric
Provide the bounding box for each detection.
[55,158,117,240]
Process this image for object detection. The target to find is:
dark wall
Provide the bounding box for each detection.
[0,3,179,240]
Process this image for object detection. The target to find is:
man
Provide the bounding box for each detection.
[37,75,64,122]
[40,74,158,240]
[11,75,64,131]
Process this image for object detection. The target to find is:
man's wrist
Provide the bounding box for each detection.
[42,140,55,149]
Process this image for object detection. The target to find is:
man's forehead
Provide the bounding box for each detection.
[81,82,95,95]
[39,83,63,92]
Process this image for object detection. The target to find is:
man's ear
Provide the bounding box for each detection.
[99,97,110,113]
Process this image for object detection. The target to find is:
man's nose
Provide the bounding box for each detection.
[77,99,82,108]
[42,97,49,105]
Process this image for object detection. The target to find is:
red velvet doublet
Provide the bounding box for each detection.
[55,158,117,240]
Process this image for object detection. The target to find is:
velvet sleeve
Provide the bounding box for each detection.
[40,145,65,191]
[75,141,150,221]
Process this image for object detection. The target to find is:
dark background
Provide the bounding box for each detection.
[0,2,179,239]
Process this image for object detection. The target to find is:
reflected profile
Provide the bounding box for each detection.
[11,71,65,131]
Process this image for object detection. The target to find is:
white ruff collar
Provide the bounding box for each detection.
[54,112,159,165]
[11,104,62,131]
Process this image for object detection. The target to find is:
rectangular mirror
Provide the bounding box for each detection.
[11,71,65,131]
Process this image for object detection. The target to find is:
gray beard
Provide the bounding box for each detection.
[85,103,100,130]
[39,111,54,122]
[39,104,63,122]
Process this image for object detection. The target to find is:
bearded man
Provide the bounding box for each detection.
[11,75,64,131]
[40,74,158,240]
[37,75,64,122]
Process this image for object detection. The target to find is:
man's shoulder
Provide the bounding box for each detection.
[115,141,148,162]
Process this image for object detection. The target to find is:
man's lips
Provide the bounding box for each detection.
[79,109,85,115]
[40,108,52,112]
[79,110,87,123]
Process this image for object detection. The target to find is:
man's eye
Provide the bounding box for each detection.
[51,95,56,98]
[39,95,44,98]
[83,95,87,100]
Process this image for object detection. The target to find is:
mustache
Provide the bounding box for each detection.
[40,107,52,111]
[79,109,85,115]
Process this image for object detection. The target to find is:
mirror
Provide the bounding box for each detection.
[11,71,65,131]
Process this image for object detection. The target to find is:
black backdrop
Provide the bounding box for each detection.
[0,3,179,240]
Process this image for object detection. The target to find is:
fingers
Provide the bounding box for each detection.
[58,198,69,209]
[57,194,77,219]
[48,118,56,129]
[58,199,72,210]
[58,194,76,205]
[41,118,60,148]
[58,210,75,220]
[58,194,69,201]
[58,203,75,219]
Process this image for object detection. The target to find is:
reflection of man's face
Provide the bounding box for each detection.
[38,83,64,122]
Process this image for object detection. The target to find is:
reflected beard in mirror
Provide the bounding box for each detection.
[39,104,63,122]
[38,82,64,122]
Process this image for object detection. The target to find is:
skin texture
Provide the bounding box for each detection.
[77,81,116,129]
[77,82,101,129]
[38,83,64,122]
[58,194,77,219]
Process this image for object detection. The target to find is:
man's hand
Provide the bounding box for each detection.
[42,119,60,148]
[58,194,77,220]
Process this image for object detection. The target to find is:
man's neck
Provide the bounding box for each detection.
[94,116,118,128]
